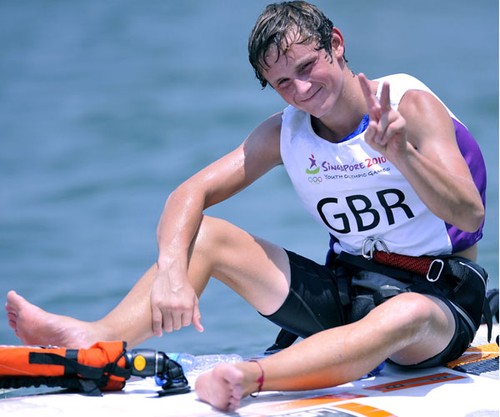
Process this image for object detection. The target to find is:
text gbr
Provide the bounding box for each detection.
[317,188,415,233]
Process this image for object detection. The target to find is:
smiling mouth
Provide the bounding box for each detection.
[299,87,321,103]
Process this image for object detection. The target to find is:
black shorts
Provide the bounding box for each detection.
[262,250,347,338]
[262,250,483,369]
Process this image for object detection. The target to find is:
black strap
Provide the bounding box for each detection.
[157,358,191,396]
[27,345,131,395]
[486,289,499,322]
[337,251,417,281]
[265,328,299,354]
[29,351,130,381]
[482,300,494,342]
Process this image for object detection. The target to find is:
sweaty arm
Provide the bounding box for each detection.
[359,74,484,233]
[151,113,283,335]
[395,90,484,232]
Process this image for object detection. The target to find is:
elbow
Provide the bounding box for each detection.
[471,205,485,232]
[459,203,485,233]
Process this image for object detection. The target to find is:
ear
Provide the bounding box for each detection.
[331,27,345,59]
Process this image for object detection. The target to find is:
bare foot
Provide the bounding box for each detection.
[195,363,246,412]
[5,290,98,348]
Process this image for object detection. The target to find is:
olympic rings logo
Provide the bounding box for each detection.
[308,176,322,184]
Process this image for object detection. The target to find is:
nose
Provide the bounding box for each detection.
[293,78,311,100]
[293,78,312,96]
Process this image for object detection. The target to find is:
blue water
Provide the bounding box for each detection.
[1,0,498,357]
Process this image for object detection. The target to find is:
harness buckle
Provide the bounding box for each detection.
[362,237,389,260]
[427,259,444,282]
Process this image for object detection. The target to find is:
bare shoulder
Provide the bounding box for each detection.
[399,89,450,125]
[243,112,283,168]
[399,89,455,149]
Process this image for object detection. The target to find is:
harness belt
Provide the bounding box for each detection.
[337,250,492,342]
[266,250,492,353]
[337,251,438,282]
[372,251,447,281]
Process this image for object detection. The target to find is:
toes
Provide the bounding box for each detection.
[6,290,24,309]
[7,312,17,329]
[5,301,17,315]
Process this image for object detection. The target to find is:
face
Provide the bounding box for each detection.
[263,36,345,118]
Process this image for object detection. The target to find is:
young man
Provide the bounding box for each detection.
[6,1,488,411]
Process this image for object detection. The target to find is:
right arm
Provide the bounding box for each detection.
[151,113,283,335]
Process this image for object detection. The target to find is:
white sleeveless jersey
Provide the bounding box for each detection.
[280,73,486,257]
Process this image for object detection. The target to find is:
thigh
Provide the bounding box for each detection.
[191,216,292,316]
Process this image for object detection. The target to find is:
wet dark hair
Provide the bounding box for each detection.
[248,1,341,88]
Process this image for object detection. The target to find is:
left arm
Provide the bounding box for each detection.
[358,74,484,232]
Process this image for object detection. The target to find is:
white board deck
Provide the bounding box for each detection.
[1,325,498,417]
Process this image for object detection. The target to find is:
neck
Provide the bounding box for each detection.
[313,72,374,143]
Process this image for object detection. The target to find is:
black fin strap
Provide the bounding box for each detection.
[29,350,130,380]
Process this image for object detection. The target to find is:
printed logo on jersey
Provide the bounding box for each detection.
[305,154,322,184]
[305,153,391,184]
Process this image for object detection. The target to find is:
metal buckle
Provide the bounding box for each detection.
[426,259,444,282]
[361,237,389,260]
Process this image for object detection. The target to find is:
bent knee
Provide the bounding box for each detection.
[381,292,456,366]
[192,215,257,265]
[193,215,226,254]
[391,292,436,323]
[375,292,443,342]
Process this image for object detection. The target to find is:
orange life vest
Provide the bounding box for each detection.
[0,341,189,396]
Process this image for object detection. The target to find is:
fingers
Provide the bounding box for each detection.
[358,73,378,110]
[151,297,203,336]
[192,302,204,333]
[365,115,406,150]
[379,79,391,111]
[358,73,406,152]
[153,308,185,335]
[152,306,164,337]
[358,73,391,120]
[152,307,183,335]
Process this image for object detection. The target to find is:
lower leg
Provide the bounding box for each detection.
[196,293,456,411]
[195,318,392,412]
[5,264,161,348]
[197,315,391,404]
[5,216,291,348]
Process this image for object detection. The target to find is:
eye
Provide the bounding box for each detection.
[276,78,291,89]
[298,59,315,75]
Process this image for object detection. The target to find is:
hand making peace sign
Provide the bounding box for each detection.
[358,73,408,159]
